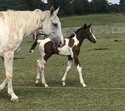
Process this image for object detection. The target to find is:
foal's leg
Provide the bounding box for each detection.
[62,56,73,86]
[41,69,48,88]
[35,58,48,87]
[74,55,86,87]
[3,51,18,102]
[35,59,42,84]
[76,65,86,87]
[40,54,53,87]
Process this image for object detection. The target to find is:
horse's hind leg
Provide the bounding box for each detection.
[35,67,41,85]
[35,59,41,84]
[35,58,48,87]
[62,56,73,86]
[41,69,48,88]
[76,65,86,87]
[74,55,86,87]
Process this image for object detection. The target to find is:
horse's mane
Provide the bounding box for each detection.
[68,26,84,38]
[75,26,84,33]
[68,33,75,38]
[7,9,16,12]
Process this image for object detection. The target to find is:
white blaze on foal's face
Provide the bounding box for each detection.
[89,28,97,41]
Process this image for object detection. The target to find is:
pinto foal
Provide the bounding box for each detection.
[30,23,96,87]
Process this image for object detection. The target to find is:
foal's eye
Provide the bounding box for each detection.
[52,23,58,27]
[86,30,90,34]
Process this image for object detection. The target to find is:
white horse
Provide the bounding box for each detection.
[0,7,64,102]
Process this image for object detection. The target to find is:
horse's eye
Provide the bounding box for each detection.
[53,23,58,27]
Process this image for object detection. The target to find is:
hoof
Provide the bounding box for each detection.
[35,80,39,85]
[11,98,19,102]
[35,82,39,85]
[82,84,86,88]
[44,84,49,88]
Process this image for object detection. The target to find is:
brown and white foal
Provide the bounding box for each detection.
[30,23,97,87]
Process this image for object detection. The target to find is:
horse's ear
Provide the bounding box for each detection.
[54,7,60,15]
[84,23,87,29]
[50,6,54,16]
[88,23,92,28]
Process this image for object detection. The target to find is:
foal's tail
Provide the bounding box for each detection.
[29,39,42,53]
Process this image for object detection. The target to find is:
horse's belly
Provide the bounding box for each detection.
[58,46,70,56]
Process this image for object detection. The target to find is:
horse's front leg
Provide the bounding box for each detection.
[0,78,8,91]
[3,51,18,102]
[74,55,86,87]
[62,56,73,86]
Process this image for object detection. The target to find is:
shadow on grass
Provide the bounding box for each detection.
[14,57,24,60]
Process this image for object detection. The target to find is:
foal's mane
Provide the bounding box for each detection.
[68,26,84,38]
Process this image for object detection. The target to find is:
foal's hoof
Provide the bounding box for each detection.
[82,84,87,88]
[62,82,66,87]
[44,84,49,88]
[35,83,39,86]
[35,81,39,85]
[11,97,19,102]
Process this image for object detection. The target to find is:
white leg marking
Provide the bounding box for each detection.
[77,65,86,87]
[62,60,73,86]
[35,59,44,84]
[35,67,41,84]
[41,70,48,88]
[36,59,48,87]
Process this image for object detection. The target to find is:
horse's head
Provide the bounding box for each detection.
[41,7,64,46]
[83,23,97,43]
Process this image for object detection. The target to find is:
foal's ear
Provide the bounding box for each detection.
[84,23,87,29]
[88,23,92,28]
[54,7,60,15]
[50,6,54,16]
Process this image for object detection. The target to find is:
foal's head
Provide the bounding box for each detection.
[76,23,97,43]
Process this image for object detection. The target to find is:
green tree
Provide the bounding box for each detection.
[72,0,89,15]
[120,0,125,13]
[47,0,74,16]
[90,0,108,13]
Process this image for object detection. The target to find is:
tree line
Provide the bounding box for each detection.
[0,0,125,16]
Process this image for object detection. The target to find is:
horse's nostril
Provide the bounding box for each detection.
[94,40,96,43]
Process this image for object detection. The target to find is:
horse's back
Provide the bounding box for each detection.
[0,10,43,57]
[39,38,51,50]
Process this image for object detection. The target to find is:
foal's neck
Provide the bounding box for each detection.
[76,29,85,46]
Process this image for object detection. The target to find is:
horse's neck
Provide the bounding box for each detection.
[23,12,42,37]
[8,11,42,38]
[76,31,85,46]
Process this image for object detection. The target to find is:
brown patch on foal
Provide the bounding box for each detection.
[68,39,74,47]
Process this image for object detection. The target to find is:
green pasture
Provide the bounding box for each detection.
[61,14,125,28]
[0,14,125,111]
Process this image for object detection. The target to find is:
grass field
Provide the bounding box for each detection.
[60,14,125,28]
[0,14,125,111]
